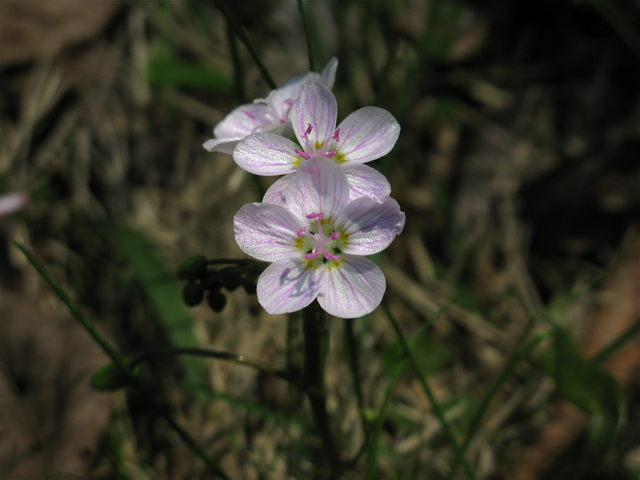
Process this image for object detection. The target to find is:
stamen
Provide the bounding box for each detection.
[332,128,340,142]
[303,123,313,138]
[295,148,311,160]
[298,213,340,263]
[321,151,336,158]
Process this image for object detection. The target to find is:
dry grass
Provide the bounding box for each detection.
[0,2,638,479]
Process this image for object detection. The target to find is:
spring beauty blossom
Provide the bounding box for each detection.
[233,80,400,204]
[0,192,27,218]
[233,157,405,318]
[203,58,338,154]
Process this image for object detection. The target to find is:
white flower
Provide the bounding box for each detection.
[233,81,400,203]
[203,58,338,154]
[233,157,405,318]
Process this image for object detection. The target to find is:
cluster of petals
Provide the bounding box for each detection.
[0,192,27,218]
[233,80,400,204]
[233,157,405,318]
[203,58,338,154]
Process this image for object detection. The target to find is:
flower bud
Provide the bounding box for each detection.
[178,254,207,280]
[242,279,257,295]
[182,281,204,306]
[207,290,227,312]
[224,277,240,291]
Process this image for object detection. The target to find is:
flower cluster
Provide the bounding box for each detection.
[205,60,404,318]
[203,58,338,154]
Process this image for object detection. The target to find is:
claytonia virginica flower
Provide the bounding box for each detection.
[233,157,405,318]
[233,80,400,204]
[203,58,338,154]
[0,192,27,218]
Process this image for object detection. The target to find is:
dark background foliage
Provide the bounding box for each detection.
[0,1,638,479]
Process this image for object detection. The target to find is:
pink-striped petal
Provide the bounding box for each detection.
[342,162,391,202]
[285,157,349,221]
[263,174,293,206]
[257,255,324,314]
[320,57,338,89]
[234,202,303,262]
[264,72,319,120]
[233,133,301,175]
[203,137,242,154]
[205,102,289,154]
[337,197,405,255]
[317,255,385,318]
[291,82,337,149]
[216,103,275,137]
[334,107,400,164]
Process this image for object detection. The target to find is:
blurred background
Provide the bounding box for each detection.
[0,1,638,479]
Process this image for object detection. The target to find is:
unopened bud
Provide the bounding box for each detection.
[207,290,227,312]
[182,282,204,306]
[178,255,207,280]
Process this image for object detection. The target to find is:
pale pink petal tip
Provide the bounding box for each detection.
[0,192,28,217]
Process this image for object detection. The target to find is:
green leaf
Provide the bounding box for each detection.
[91,358,140,391]
[541,328,626,479]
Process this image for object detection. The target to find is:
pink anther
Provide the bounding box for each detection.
[303,123,313,138]
[296,228,306,238]
[332,128,340,142]
[325,253,340,261]
[295,148,311,159]
[329,231,340,240]
[321,151,336,158]
[306,212,324,220]
[304,250,324,259]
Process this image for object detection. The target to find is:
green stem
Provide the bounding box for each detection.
[594,319,640,364]
[446,330,551,480]
[382,301,476,480]
[214,0,277,90]
[225,18,246,103]
[14,241,131,377]
[297,0,315,72]
[344,318,367,434]
[14,241,231,480]
[364,368,401,480]
[131,346,302,388]
[303,302,344,477]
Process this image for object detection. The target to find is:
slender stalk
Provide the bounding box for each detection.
[225,18,246,103]
[595,319,640,363]
[14,241,131,377]
[214,0,277,89]
[446,330,551,480]
[131,346,302,388]
[382,301,476,480]
[344,318,367,434]
[14,241,231,480]
[364,369,400,480]
[303,302,344,477]
[297,0,315,72]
